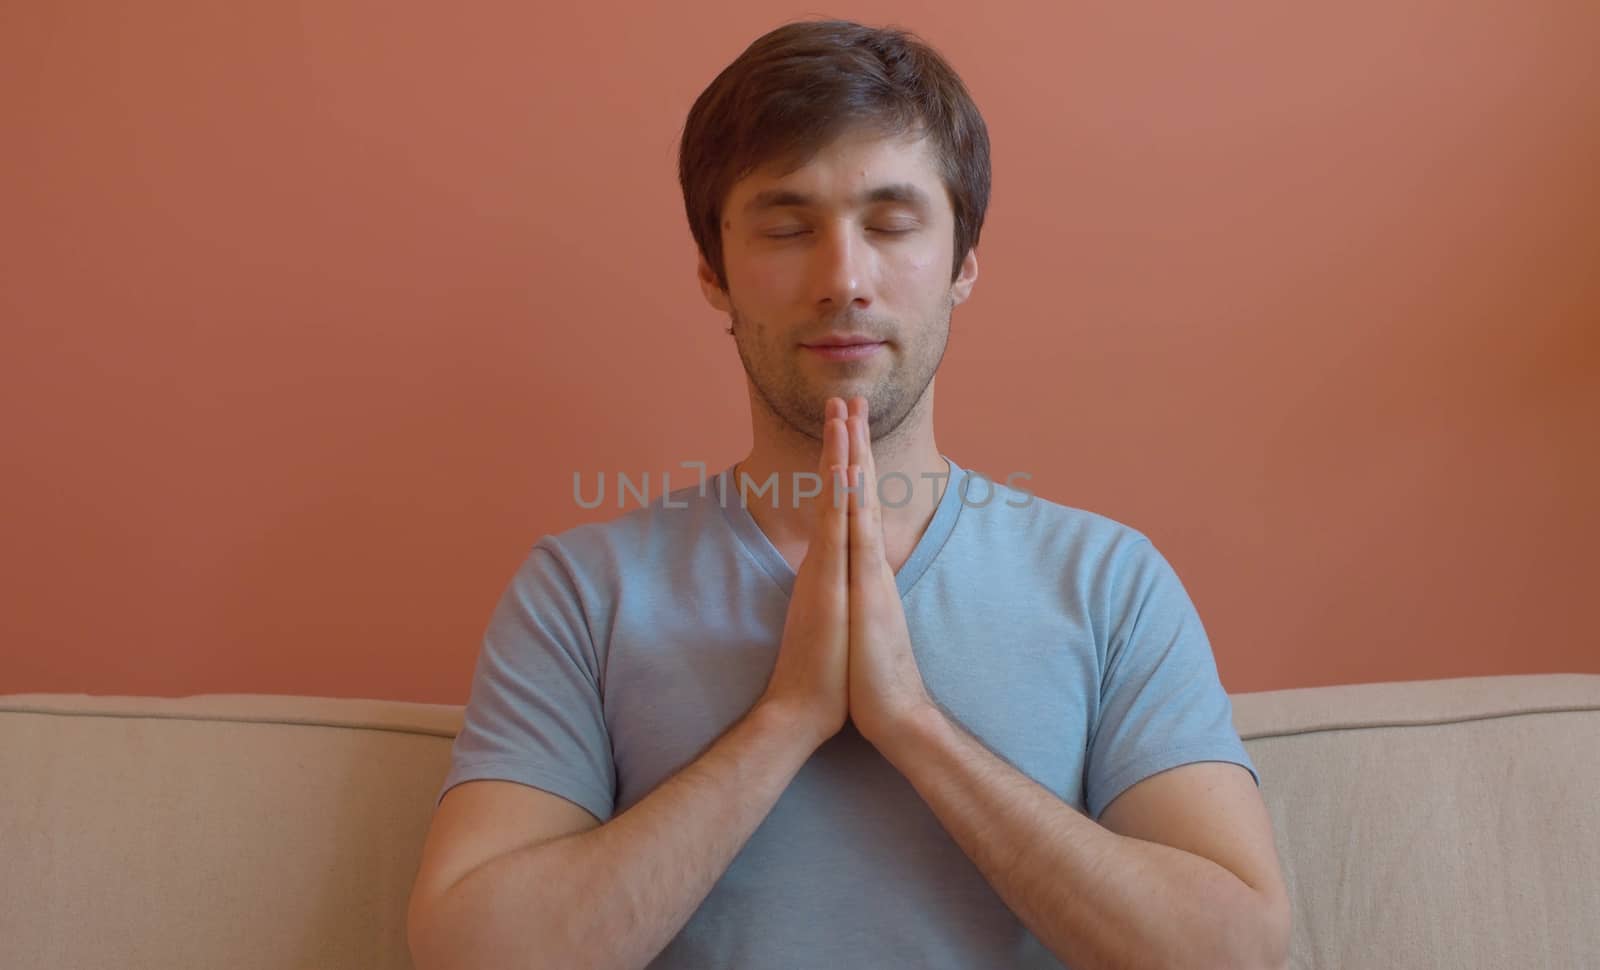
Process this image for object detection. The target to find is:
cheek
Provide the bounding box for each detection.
[900,231,948,277]
[729,251,796,305]
[743,263,790,299]
[895,246,945,297]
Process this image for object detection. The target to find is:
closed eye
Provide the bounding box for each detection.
[764,227,917,239]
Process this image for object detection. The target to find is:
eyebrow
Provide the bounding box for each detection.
[740,182,933,216]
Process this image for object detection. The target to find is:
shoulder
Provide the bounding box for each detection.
[950,463,1154,565]
[516,471,724,591]
[940,464,1194,631]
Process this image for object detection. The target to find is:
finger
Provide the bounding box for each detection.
[844,401,885,552]
[818,398,840,475]
[816,414,845,540]
[830,396,847,429]
[820,461,849,593]
[845,397,865,470]
[824,420,848,520]
[815,401,844,515]
[846,462,884,578]
[814,402,847,571]
[853,398,877,495]
[825,406,848,484]
[846,398,878,500]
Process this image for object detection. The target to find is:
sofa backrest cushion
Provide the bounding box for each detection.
[2,673,1595,969]
[1230,673,1600,968]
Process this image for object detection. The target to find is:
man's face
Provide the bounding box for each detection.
[700,126,978,442]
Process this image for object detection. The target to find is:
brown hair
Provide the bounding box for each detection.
[678,19,991,293]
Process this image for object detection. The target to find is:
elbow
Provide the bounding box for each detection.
[406,889,449,970]
[1250,887,1292,970]
[407,884,569,970]
[406,885,481,970]
[1199,886,1289,970]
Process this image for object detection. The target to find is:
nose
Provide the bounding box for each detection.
[811,220,873,312]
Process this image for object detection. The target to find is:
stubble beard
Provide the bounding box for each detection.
[728,299,949,445]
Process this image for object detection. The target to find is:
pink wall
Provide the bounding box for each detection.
[3,3,1596,702]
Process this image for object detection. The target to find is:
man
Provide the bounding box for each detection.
[408,18,1290,970]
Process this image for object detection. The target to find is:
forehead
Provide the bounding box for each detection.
[728,129,944,216]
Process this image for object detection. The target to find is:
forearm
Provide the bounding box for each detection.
[882,706,1280,970]
[419,701,822,970]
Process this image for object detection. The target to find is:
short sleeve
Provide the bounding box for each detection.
[435,538,616,823]
[1084,536,1258,822]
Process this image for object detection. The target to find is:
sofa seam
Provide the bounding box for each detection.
[0,705,458,739]
[1238,703,1600,741]
[8,699,1593,745]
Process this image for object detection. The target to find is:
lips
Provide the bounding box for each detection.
[802,341,885,361]
[802,334,884,348]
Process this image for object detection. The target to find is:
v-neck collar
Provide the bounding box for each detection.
[714,455,967,599]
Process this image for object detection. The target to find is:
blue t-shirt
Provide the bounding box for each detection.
[438,456,1258,968]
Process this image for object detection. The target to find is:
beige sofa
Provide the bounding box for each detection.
[3,672,1595,969]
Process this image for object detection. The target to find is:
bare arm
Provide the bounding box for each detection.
[878,705,1289,970]
[410,700,824,970]
[414,402,856,970]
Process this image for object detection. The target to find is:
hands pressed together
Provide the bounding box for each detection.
[758,395,936,753]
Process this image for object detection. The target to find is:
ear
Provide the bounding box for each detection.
[950,248,979,307]
[697,254,732,314]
